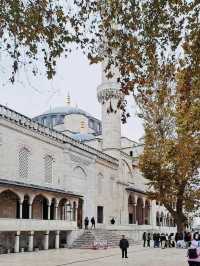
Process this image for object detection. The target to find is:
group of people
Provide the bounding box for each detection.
[84,217,95,229]
[142,232,176,248]
[116,231,200,265]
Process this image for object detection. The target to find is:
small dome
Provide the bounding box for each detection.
[72,133,95,142]
[42,106,91,117]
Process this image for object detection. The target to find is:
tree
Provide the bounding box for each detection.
[0,0,76,82]
[2,1,199,229]
[137,77,200,232]
[73,0,200,230]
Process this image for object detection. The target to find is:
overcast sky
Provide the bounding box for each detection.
[0,50,144,141]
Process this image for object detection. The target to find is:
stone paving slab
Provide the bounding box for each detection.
[0,246,188,266]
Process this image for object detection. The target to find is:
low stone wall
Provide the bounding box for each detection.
[106,226,176,242]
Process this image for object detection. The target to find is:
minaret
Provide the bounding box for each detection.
[97,61,123,159]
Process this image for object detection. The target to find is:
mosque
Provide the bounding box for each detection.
[0,62,176,254]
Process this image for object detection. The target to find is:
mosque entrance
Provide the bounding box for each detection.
[97,206,103,224]
[77,198,83,229]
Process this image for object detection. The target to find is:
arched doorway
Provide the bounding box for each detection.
[50,198,56,220]
[128,194,134,224]
[136,198,144,225]
[22,195,30,219]
[32,194,49,220]
[160,212,164,226]
[0,190,20,218]
[72,201,77,221]
[77,198,83,228]
[156,211,160,226]
[144,200,150,225]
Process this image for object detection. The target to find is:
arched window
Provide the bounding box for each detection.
[19,147,30,179]
[44,155,54,183]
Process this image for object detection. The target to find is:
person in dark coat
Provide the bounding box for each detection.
[153,233,157,248]
[84,217,89,230]
[143,232,147,247]
[119,235,129,258]
[110,218,115,225]
[91,217,95,229]
[147,233,151,247]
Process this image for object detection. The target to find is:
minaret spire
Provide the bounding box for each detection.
[66,91,71,106]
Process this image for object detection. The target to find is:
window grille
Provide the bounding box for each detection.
[44,155,53,183]
[19,147,30,179]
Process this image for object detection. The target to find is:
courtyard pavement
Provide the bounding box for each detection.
[0,245,188,266]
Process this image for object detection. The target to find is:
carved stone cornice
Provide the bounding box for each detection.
[69,153,92,166]
[0,104,118,166]
[97,83,123,103]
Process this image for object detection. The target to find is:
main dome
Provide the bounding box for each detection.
[42,106,92,118]
[32,105,102,136]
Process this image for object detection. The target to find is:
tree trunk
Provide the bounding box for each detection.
[176,219,186,233]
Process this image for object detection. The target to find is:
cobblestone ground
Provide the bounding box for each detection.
[0,246,188,266]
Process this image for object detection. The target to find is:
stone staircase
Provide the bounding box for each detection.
[71,229,136,249]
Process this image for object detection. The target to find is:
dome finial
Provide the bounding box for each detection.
[66,91,71,106]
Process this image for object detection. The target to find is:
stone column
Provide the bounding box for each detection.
[29,204,32,219]
[44,231,49,250]
[149,205,152,225]
[142,206,145,225]
[75,206,78,222]
[133,203,137,224]
[55,231,60,249]
[54,205,58,220]
[47,205,51,220]
[28,231,34,252]
[62,206,65,220]
[14,231,20,253]
[19,202,23,219]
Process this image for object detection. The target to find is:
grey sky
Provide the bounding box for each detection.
[0,50,144,141]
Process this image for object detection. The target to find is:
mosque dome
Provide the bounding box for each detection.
[42,106,92,118]
[32,104,102,136]
[71,133,96,142]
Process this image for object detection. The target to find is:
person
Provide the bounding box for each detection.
[175,232,179,246]
[153,232,157,248]
[156,233,160,248]
[110,218,115,225]
[168,233,174,248]
[160,233,166,249]
[147,232,151,248]
[187,235,200,266]
[119,235,129,258]
[84,217,89,230]
[91,217,95,229]
[165,233,169,248]
[143,232,147,247]
[185,232,192,248]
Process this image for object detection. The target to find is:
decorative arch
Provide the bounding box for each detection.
[58,198,72,221]
[0,190,21,218]
[32,194,50,220]
[0,188,23,201]
[122,160,133,180]
[136,197,144,225]
[73,166,87,179]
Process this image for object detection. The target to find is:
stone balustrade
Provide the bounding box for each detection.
[0,218,77,232]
